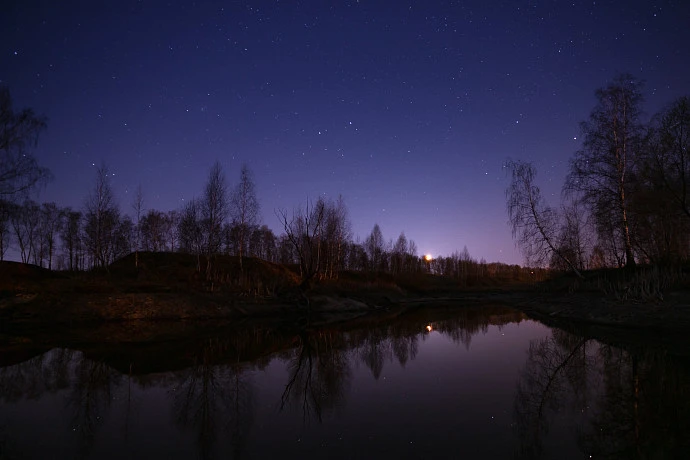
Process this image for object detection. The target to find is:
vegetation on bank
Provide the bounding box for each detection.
[0,250,542,314]
[2,75,690,333]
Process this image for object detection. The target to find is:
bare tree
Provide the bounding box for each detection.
[551,202,589,271]
[178,198,204,268]
[505,160,582,277]
[131,185,144,267]
[0,86,51,200]
[648,96,690,219]
[202,161,228,257]
[110,215,133,261]
[565,74,643,268]
[61,209,82,270]
[10,200,40,264]
[0,200,11,260]
[230,164,260,271]
[391,232,408,274]
[40,202,62,269]
[140,209,167,251]
[166,210,179,251]
[277,198,326,289]
[84,164,120,268]
[365,224,385,272]
[322,195,351,278]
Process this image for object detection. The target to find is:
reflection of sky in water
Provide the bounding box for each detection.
[1,313,687,459]
[250,320,554,459]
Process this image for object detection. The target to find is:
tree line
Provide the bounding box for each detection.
[0,159,524,284]
[507,73,690,273]
[1,82,537,284]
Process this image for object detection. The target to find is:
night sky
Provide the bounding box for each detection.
[2,0,689,264]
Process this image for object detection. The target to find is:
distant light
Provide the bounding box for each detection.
[424,254,433,261]
[426,325,432,332]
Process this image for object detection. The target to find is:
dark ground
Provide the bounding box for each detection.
[1,253,689,358]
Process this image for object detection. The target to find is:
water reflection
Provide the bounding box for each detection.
[514,328,690,459]
[0,306,688,459]
[171,339,254,459]
[279,331,351,423]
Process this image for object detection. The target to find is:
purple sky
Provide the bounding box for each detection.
[2,0,689,264]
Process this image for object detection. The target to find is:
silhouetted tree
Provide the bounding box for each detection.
[39,202,62,269]
[10,200,40,264]
[178,198,204,267]
[551,202,589,271]
[319,196,351,278]
[166,210,179,251]
[83,164,120,268]
[391,232,408,274]
[565,74,644,268]
[277,198,325,288]
[0,200,11,260]
[112,215,133,260]
[365,223,385,271]
[140,209,168,251]
[61,208,82,270]
[131,184,144,267]
[505,160,582,276]
[230,164,260,271]
[648,96,690,219]
[202,161,229,257]
[0,85,51,200]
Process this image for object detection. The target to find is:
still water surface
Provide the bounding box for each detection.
[1,306,688,459]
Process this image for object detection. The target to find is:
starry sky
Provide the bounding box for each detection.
[2,0,689,264]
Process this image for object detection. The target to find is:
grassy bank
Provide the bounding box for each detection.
[2,253,690,339]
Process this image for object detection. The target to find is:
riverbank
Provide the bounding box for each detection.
[2,255,690,342]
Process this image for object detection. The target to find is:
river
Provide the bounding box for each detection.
[0,305,688,459]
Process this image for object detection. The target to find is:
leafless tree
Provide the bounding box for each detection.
[111,215,133,261]
[0,200,11,260]
[565,74,644,268]
[202,161,228,257]
[365,223,385,271]
[551,202,590,271]
[321,195,351,278]
[166,210,179,251]
[277,198,326,288]
[631,96,690,262]
[648,96,690,219]
[61,208,82,270]
[84,164,120,268]
[0,86,51,200]
[248,225,277,261]
[506,159,582,277]
[230,164,260,271]
[10,200,40,263]
[178,198,204,268]
[140,209,168,251]
[39,202,62,269]
[131,184,144,267]
[391,232,408,274]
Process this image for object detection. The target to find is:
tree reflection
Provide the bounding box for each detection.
[170,338,255,460]
[391,329,419,368]
[513,331,590,459]
[0,348,75,403]
[280,331,351,423]
[515,329,690,459]
[66,353,122,458]
[578,347,690,458]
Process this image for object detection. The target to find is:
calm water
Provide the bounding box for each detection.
[1,306,689,459]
